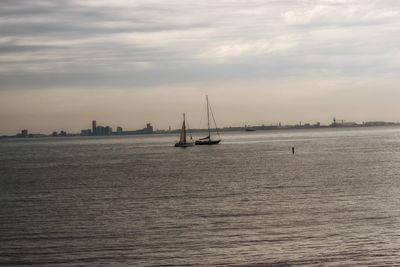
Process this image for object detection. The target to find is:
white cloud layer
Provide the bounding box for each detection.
[1,0,399,88]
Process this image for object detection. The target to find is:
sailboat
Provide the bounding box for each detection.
[175,113,194,147]
[195,95,221,145]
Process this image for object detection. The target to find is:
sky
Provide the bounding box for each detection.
[1,0,400,134]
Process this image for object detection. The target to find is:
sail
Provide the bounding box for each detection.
[175,112,195,147]
[179,113,186,143]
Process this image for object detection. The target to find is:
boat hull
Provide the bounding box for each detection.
[175,142,195,147]
[195,140,221,145]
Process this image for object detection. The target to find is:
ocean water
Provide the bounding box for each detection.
[1,127,400,266]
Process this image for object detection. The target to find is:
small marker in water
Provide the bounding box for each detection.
[292,147,295,154]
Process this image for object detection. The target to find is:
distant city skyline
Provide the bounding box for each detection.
[5,118,399,138]
[1,1,400,135]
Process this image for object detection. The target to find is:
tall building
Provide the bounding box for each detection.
[92,120,97,135]
[104,126,112,135]
[96,126,105,136]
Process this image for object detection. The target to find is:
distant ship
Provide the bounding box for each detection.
[245,128,256,132]
[175,113,194,147]
[195,95,221,145]
[244,124,256,131]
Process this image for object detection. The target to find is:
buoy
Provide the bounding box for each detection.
[292,147,295,154]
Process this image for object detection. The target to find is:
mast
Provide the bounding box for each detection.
[206,95,210,139]
[183,112,186,143]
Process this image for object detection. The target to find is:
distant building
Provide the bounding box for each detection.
[116,126,123,134]
[142,123,153,134]
[104,126,112,135]
[81,129,91,136]
[17,129,29,138]
[92,120,97,135]
[96,126,105,136]
[341,122,358,127]
[89,120,115,136]
[364,121,394,127]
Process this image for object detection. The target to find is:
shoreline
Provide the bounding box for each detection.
[2,123,400,140]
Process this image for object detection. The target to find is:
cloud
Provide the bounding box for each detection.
[282,2,400,26]
[1,0,399,91]
[1,0,400,134]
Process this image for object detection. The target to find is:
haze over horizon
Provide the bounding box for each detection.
[1,0,400,135]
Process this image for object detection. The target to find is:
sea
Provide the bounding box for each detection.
[1,127,400,266]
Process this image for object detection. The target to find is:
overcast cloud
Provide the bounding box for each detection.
[1,0,400,133]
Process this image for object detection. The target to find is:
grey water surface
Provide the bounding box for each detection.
[1,127,400,266]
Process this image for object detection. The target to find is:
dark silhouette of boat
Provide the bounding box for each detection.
[245,128,256,132]
[195,136,221,145]
[195,95,221,145]
[175,113,194,147]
